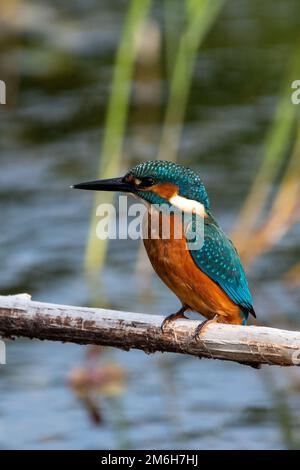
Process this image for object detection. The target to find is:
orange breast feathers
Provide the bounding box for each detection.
[143,210,242,325]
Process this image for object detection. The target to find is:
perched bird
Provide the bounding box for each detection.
[73,161,255,336]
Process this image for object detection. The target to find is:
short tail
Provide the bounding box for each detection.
[241,306,256,325]
[248,306,256,318]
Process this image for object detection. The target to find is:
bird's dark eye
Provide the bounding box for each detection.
[139,177,155,188]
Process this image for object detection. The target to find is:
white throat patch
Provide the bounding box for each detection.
[169,194,206,217]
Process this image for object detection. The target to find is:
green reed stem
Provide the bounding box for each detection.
[158,0,225,162]
[232,45,300,246]
[84,0,152,277]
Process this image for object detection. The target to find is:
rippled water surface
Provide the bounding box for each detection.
[1,0,300,449]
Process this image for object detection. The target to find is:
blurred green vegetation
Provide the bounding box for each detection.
[84,0,152,283]
[232,43,300,265]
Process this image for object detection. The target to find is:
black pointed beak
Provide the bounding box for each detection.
[72,177,135,193]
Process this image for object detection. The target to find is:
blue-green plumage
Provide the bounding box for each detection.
[187,214,255,322]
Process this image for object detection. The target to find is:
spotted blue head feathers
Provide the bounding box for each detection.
[126,160,210,209]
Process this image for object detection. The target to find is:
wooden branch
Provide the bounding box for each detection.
[0,294,300,367]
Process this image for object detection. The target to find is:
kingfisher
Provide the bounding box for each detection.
[73,160,256,336]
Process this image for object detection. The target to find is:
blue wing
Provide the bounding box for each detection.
[187,217,255,317]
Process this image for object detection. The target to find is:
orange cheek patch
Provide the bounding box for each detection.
[151,183,178,199]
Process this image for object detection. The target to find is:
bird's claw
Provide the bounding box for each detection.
[161,309,187,333]
[161,313,179,333]
[193,318,216,341]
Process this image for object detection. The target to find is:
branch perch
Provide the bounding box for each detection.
[0,294,300,367]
